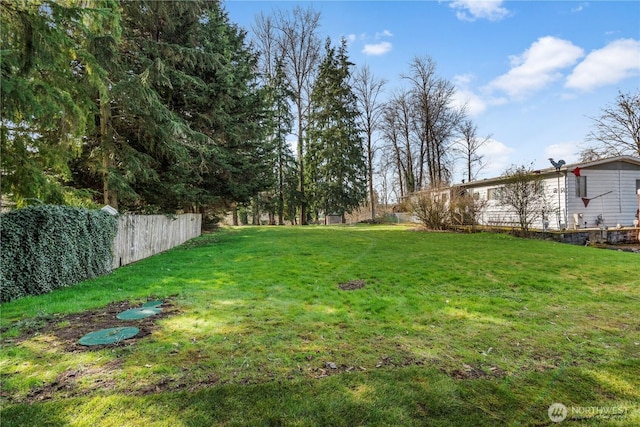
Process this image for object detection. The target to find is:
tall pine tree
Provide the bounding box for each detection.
[1,0,119,207]
[73,0,269,212]
[192,4,272,210]
[260,57,298,224]
[306,38,366,223]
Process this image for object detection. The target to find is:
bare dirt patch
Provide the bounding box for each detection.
[450,364,507,380]
[309,353,427,379]
[3,297,178,352]
[2,298,179,403]
[338,280,366,291]
[23,359,123,402]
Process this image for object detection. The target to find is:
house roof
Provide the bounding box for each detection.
[459,155,640,189]
[563,155,640,171]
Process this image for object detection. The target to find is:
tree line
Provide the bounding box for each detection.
[3,1,637,225]
[247,6,495,224]
[0,1,478,224]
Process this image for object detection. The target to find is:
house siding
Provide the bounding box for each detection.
[469,176,564,229]
[451,157,640,231]
[567,167,640,229]
[542,175,565,229]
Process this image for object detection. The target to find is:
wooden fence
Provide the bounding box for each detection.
[112,214,202,268]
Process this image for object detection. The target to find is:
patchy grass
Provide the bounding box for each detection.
[1,225,639,426]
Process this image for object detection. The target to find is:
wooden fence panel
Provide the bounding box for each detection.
[112,214,202,268]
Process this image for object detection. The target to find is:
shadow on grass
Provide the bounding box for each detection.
[3,365,637,427]
[1,404,69,427]
[1,369,471,426]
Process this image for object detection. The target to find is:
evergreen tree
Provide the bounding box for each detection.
[306,39,367,223]
[180,2,272,210]
[262,57,298,225]
[191,2,272,211]
[1,0,119,207]
[73,0,269,212]
[2,0,278,215]
[72,0,204,211]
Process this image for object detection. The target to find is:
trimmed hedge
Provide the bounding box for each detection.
[0,205,117,302]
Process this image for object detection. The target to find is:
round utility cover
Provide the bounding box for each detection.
[116,307,162,320]
[79,327,139,346]
[142,300,163,308]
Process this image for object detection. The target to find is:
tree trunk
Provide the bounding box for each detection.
[368,134,375,221]
[278,154,285,225]
[100,94,117,210]
[232,204,238,226]
[298,123,307,225]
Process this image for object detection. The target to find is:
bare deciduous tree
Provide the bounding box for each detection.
[376,154,397,208]
[580,90,640,160]
[252,12,278,80]
[456,119,491,182]
[498,164,550,231]
[379,58,466,204]
[353,64,386,220]
[403,56,465,188]
[382,90,415,197]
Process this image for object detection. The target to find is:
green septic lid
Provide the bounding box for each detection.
[142,300,163,308]
[79,327,139,346]
[116,307,162,320]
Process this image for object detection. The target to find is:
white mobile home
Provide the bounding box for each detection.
[448,156,640,231]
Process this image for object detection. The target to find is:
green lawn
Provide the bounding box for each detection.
[1,225,639,426]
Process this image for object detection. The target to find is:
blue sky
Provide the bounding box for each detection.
[224,0,640,181]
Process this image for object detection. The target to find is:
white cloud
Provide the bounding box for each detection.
[571,3,588,13]
[449,0,510,22]
[458,90,488,116]
[452,74,487,116]
[454,73,474,86]
[477,139,515,178]
[485,95,509,107]
[486,36,584,99]
[347,34,357,44]
[375,29,393,39]
[565,38,640,91]
[362,41,392,56]
[544,142,579,165]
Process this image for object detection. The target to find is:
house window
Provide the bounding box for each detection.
[636,179,640,192]
[575,176,587,198]
[487,188,501,200]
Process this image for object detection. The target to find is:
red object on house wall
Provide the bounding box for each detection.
[572,167,581,176]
